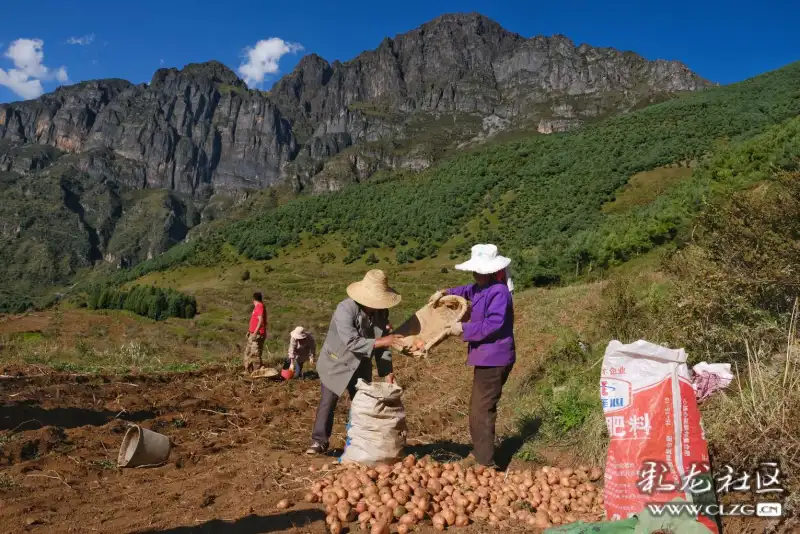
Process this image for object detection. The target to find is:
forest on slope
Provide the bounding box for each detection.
[85,60,800,297]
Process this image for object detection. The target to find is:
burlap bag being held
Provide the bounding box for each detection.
[392,295,470,357]
[340,379,407,466]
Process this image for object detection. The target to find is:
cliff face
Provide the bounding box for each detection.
[1,13,709,197]
[0,13,711,295]
[0,62,298,195]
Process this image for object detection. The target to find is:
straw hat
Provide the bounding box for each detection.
[346,269,402,309]
[290,326,308,340]
[455,244,511,275]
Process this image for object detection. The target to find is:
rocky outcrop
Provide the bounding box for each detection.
[537,119,583,134]
[0,62,298,195]
[270,14,709,186]
[0,13,710,198]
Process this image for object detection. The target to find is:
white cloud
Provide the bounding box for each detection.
[0,69,43,99]
[0,38,68,100]
[238,37,303,86]
[67,34,95,46]
[159,59,164,65]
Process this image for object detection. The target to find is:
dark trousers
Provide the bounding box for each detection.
[311,361,371,448]
[470,364,513,466]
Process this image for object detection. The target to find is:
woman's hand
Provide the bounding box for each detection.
[375,334,403,349]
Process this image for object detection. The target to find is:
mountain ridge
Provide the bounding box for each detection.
[1,13,710,195]
[0,12,715,303]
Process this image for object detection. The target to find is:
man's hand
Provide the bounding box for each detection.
[428,289,447,306]
[375,334,403,349]
[385,373,396,384]
[446,322,464,337]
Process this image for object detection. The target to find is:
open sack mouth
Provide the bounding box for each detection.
[393,295,471,357]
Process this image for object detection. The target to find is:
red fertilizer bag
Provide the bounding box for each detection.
[600,340,719,533]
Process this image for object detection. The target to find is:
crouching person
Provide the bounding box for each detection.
[287,326,316,377]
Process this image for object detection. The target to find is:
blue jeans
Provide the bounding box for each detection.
[291,359,303,377]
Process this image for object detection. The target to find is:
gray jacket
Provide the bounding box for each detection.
[317,298,393,396]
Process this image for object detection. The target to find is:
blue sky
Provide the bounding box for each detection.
[1,0,796,103]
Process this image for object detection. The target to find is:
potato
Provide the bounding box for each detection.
[397,525,410,534]
[442,509,456,526]
[304,492,318,503]
[472,508,489,521]
[399,513,416,525]
[454,514,469,527]
[432,514,446,531]
[323,492,339,506]
[337,507,356,523]
[374,505,393,524]
[371,521,390,534]
[329,519,342,534]
[589,467,602,481]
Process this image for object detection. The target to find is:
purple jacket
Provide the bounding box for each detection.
[448,280,515,367]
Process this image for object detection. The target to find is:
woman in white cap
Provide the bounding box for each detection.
[307,269,404,455]
[429,244,515,468]
[287,326,316,377]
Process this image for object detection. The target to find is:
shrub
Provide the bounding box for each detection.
[87,284,196,321]
[241,270,251,281]
[668,170,800,360]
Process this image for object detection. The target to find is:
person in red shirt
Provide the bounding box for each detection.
[243,292,268,373]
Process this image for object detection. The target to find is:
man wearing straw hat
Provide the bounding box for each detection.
[307,269,404,455]
[429,244,515,468]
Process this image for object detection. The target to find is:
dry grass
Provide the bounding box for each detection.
[703,337,800,498]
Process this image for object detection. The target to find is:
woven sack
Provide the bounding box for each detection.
[339,379,407,466]
[392,295,470,357]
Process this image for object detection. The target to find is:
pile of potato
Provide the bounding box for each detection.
[304,455,604,533]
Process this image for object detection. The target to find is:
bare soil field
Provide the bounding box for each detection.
[0,341,557,534]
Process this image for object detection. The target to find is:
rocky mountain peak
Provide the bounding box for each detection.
[150,60,243,89]
[1,13,712,199]
[419,12,518,36]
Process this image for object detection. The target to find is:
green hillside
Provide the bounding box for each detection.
[96,61,800,293]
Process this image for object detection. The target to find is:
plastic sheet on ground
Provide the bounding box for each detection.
[545,497,715,533]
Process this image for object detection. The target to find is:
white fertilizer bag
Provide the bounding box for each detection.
[340,379,407,466]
